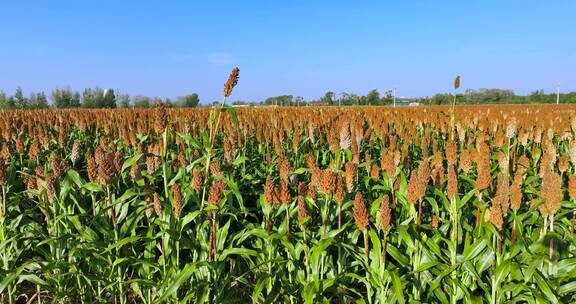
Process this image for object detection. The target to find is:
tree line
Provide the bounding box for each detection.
[429,89,576,105]
[0,87,201,109]
[2,86,575,109]
[236,89,576,106]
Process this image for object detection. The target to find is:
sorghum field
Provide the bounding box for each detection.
[2,99,576,301]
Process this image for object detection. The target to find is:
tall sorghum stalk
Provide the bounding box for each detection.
[450,75,461,141]
[298,194,310,279]
[195,68,238,266]
[1,183,11,304]
[200,67,239,229]
[353,192,372,303]
[491,233,501,304]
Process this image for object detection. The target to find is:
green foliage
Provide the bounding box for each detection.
[264,95,294,106]
[134,96,152,108]
[118,94,131,108]
[365,89,380,105]
[0,91,8,109]
[52,87,81,108]
[13,87,28,109]
[177,93,200,108]
[103,89,117,108]
[320,91,334,105]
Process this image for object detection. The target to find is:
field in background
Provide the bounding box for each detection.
[1,104,576,303]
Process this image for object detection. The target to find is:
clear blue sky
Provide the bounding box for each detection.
[1,1,575,103]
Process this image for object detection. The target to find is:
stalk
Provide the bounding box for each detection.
[109,187,125,304]
[490,233,501,304]
[417,199,422,226]
[406,202,421,300]
[3,183,11,304]
[303,226,309,279]
[286,207,291,236]
[320,195,330,280]
[511,217,517,245]
[381,232,388,270]
[0,186,10,304]
[363,229,369,258]
[212,217,218,259]
[570,208,576,238]
[337,202,342,275]
[475,192,482,229]
[549,214,555,261]
[1,185,5,219]
[450,196,458,304]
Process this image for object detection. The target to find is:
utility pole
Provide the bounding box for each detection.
[393,88,397,107]
[556,83,560,104]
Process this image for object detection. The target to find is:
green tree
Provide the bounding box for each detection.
[82,88,96,108]
[382,90,394,104]
[52,87,78,108]
[133,96,151,108]
[85,87,106,108]
[28,93,37,108]
[14,87,28,109]
[432,93,450,105]
[264,95,293,106]
[71,92,81,108]
[365,89,380,105]
[178,93,200,107]
[36,92,49,108]
[102,89,117,108]
[118,94,130,108]
[92,87,106,108]
[320,91,334,105]
[0,91,8,108]
[338,93,359,105]
[7,95,16,108]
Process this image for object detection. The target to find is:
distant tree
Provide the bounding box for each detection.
[337,93,359,106]
[465,88,515,104]
[232,100,258,106]
[102,89,116,108]
[264,95,293,106]
[71,92,81,108]
[382,90,394,104]
[164,98,174,108]
[0,91,7,108]
[82,88,107,108]
[178,93,200,107]
[133,96,151,108]
[82,88,96,108]
[294,96,304,106]
[14,87,28,109]
[52,87,79,108]
[118,94,130,108]
[35,92,49,108]
[365,89,380,105]
[29,93,37,108]
[529,90,545,102]
[7,96,16,108]
[320,91,334,105]
[90,87,106,108]
[432,93,450,105]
